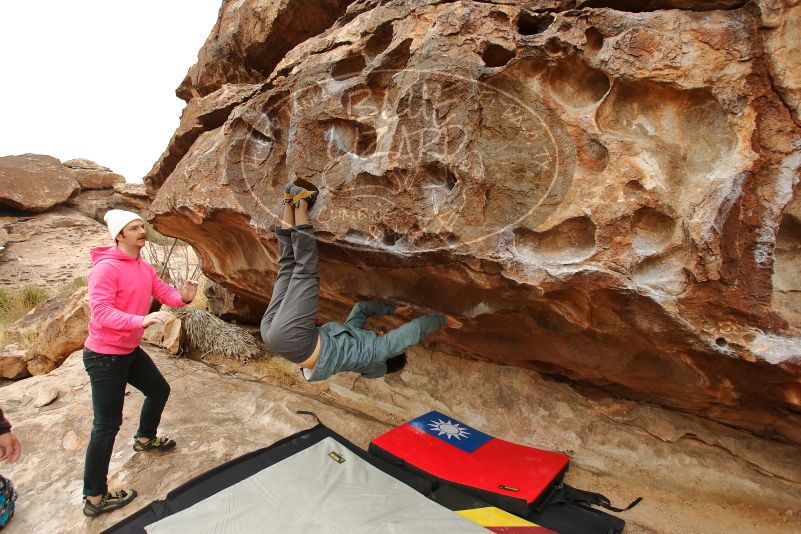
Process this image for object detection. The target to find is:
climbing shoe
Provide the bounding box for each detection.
[289,185,319,209]
[283,183,294,204]
[133,436,176,452]
[83,489,137,517]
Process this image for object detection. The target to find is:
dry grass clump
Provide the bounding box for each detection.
[0,285,50,347]
[0,285,49,324]
[177,308,264,362]
[57,276,87,296]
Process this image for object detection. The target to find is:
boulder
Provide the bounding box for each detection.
[112,182,150,213]
[0,154,80,213]
[204,281,263,324]
[0,345,30,379]
[175,0,355,101]
[143,315,183,354]
[146,1,801,444]
[68,183,150,223]
[6,286,90,375]
[63,159,125,190]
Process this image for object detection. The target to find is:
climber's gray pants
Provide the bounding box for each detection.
[260,225,320,364]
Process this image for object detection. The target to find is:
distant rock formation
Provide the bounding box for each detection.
[63,158,125,191]
[0,153,141,217]
[145,0,801,444]
[0,154,80,213]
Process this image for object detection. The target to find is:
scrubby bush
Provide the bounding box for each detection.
[0,285,51,345]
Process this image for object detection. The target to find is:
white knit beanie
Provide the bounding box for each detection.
[103,209,144,242]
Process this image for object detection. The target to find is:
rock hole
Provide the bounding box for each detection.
[332,54,366,81]
[322,119,377,157]
[364,21,394,58]
[547,58,610,108]
[342,85,386,118]
[625,180,644,194]
[578,135,609,172]
[631,207,675,255]
[585,27,604,52]
[597,81,735,180]
[367,39,412,88]
[490,11,510,23]
[715,337,728,348]
[517,13,554,35]
[292,176,318,193]
[514,216,597,263]
[423,162,458,191]
[544,37,563,55]
[482,43,516,68]
[380,226,401,246]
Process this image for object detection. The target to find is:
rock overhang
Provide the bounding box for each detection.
[146,0,801,443]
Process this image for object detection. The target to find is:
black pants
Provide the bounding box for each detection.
[82,347,170,496]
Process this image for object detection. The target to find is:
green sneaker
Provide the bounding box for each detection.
[133,436,176,452]
[83,489,137,517]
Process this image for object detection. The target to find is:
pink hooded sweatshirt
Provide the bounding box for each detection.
[85,246,185,355]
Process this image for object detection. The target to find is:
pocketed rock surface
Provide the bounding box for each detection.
[146,0,801,444]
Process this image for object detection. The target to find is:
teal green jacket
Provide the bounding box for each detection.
[307,301,446,381]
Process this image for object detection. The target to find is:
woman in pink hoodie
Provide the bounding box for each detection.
[82,210,197,518]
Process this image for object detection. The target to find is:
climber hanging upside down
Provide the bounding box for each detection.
[260,184,463,381]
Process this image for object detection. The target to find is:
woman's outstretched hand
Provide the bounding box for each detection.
[445,315,463,329]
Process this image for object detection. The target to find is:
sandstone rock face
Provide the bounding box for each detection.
[0,154,80,213]
[175,0,356,101]
[143,315,183,354]
[63,158,125,190]
[113,182,150,210]
[5,286,89,375]
[204,280,263,323]
[0,208,108,291]
[147,1,801,444]
[0,345,30,379]
[69,183,151,222]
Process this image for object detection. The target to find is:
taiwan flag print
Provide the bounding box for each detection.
[370,411,570,515]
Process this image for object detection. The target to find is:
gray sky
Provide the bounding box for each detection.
[0,1,221,183]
